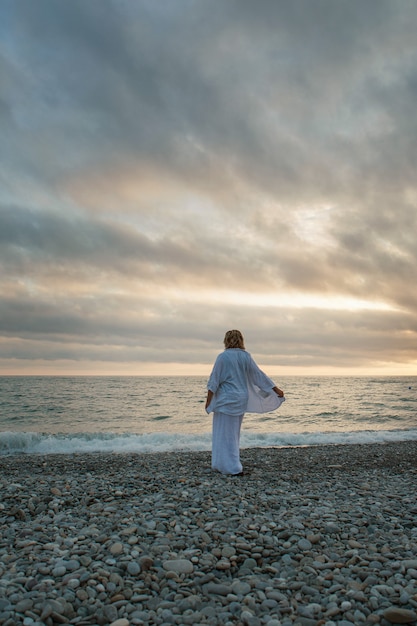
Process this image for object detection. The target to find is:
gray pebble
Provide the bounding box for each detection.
[127,561,141,575]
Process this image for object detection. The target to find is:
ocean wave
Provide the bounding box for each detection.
[1,428,417,456]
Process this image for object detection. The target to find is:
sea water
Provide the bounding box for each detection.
[0,375,416,455]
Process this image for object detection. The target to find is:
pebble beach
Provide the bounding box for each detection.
[1,441,417,626]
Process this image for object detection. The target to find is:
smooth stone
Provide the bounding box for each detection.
[52,566,67,577]
[216,559,231,570]
[15,599,34,612]
[298,538,312,551]
[205,583,232,596]
[383,607,417,623]
[138,556,153,570]
[104,605,119,622]
[294,618,319,626]
[110,542,124,555]
[231,581,251,596]
[222,546,236,558]
[241,610,261,626]
[40,600,67,621]
[127,561,140,575]
[162,559,194,574]
[0,600,11,611]
[201,606,218,618]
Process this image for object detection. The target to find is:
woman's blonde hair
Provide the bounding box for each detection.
[224,329,245,350]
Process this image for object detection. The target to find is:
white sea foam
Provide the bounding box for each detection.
[1,428,417,456]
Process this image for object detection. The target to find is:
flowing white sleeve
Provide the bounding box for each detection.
[245,355,285,413]
[246,379,285,413]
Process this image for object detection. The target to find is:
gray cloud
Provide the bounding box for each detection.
[1,292,416,370]
[1,0,417,373]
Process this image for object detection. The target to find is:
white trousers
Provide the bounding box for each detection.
[212,411,244,475]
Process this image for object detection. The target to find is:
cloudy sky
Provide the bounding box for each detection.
[1,0,417,377]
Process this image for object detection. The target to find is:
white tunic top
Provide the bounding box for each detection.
[206,348,285,415]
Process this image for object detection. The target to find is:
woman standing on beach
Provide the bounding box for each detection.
[205,330,285,475]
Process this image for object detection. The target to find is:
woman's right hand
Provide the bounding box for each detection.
[205,390,214,409]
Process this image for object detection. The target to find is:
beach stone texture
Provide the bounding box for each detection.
[1,441,417,625]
